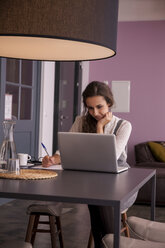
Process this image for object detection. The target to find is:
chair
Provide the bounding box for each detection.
[102,216,165,248]
[87,191,138,247]
[87,192,138,248]
[25,202,64,248]
[87,210,130,248]
[102,234,165,248]
[127,216,165,242]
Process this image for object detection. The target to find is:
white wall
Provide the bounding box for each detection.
[38,62,55,158]
[80,61,90,113]
[38,61,89,158]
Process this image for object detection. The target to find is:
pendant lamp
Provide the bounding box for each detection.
[0,0,119,61]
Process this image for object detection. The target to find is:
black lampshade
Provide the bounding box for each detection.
[0,0,119,61]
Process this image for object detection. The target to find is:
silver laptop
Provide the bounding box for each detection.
[58,132,128,173]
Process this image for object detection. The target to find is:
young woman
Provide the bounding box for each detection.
[42,81,132,247]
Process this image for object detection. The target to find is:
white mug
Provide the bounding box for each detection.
[17,153,31,166]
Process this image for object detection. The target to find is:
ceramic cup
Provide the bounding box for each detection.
[17,153,31,166]
[8,158,20,174]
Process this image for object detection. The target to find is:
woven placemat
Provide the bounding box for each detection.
[0,169,58,180]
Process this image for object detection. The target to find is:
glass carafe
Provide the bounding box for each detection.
[0,120,17,173]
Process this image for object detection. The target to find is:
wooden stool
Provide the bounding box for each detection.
[87,210,130,248]
[25,203,64,248]
[120,211,130,237]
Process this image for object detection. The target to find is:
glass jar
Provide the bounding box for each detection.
[0,120,17,173]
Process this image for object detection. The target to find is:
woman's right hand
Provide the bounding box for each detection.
[97,112,113,133]
[42,154,61,167]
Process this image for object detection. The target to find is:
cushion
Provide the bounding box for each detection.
[127,216,165,243]
[135,143,155,163]
[102,234,165,248]
[148,142,165,162]
[27,202,62,216]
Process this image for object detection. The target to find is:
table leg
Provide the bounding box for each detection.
[114,203,120,248]
[151,174,156,221]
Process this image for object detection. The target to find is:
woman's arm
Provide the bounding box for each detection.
[69,116,83,132]
[97,112,113,133]
[42,116,83,167]
[115,121,132,159]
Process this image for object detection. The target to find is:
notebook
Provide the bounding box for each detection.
[58,132,129,173]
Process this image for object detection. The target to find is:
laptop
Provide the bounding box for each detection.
[58,132,129,173]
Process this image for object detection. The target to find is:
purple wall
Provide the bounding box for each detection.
[89,21,165,165]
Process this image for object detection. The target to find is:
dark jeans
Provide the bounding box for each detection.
[88,205,114,248]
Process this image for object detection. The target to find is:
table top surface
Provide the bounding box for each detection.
[0,168,155,206]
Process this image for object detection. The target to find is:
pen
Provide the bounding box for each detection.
[41,142,50,156]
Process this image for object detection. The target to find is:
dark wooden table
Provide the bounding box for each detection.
[0,168,156,248]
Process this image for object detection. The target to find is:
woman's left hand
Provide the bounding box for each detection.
[97,112,112,133]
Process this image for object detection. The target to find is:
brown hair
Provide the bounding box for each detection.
[82,81,114,133]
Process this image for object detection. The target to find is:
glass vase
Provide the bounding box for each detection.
[0,120,17,173]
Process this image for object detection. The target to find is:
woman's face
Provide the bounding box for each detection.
[85,96,110,121]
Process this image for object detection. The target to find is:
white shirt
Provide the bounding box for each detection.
[69,115,132,161]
